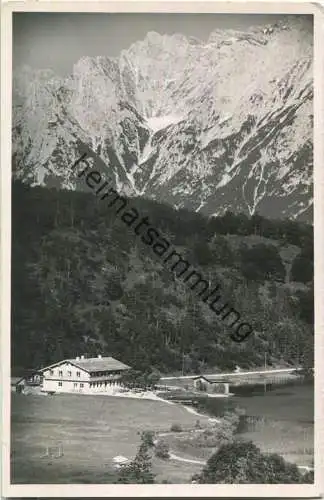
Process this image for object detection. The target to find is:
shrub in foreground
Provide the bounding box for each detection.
[116,438,155,484]
[155,440,170,460]
[140,430,155,448]
[194,441,306,484]
[170,423,182,432]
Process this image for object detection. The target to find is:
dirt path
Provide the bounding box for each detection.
[156,432,313,473]
[182,404,221,422]
[168,451,313,471]
[158,429,206,438]
[168,452,206,466]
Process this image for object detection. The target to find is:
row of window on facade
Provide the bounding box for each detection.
[51,370,81,377]
[58,382,84,388]
[50,370,118,377]
[57,380,120,388]
[90,381,120,387]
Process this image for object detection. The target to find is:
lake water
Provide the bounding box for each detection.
[195,381,314,467]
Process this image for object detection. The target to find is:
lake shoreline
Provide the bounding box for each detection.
[165,380,314,469]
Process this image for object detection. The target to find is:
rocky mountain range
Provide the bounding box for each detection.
[12,15,313,221]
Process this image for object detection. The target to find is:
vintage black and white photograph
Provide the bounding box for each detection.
[3,3,320,493]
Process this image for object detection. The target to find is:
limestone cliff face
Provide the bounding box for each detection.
[12,16,313,221]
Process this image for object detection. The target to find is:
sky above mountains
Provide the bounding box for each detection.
[12,12,308,77]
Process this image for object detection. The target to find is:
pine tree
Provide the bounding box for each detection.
[116,437,155,484]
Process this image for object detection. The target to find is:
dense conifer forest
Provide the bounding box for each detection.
[11,181,314,374]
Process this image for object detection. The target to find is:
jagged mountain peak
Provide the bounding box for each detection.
[13,17,313,221]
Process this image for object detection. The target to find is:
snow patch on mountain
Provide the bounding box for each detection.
[12,16,313,222]
[216,173,233,189]
[146,114,184,132]
[138,136,155,165]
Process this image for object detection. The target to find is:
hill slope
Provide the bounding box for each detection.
[11,181,314,373]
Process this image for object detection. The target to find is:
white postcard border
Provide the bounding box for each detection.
[1,1,323,497]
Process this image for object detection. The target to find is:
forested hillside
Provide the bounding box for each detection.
[11,181,313,374]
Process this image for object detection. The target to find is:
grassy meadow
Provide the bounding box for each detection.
[11,393,206,484]
[11,382,314,483]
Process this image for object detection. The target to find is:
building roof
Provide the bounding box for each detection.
[206,376,231,382]
[24,368,42,375]
[71,357,130,373]
[193,375,230,383]
[11,377,24,385]
[193,375,214,382]
[40,356,130,373]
